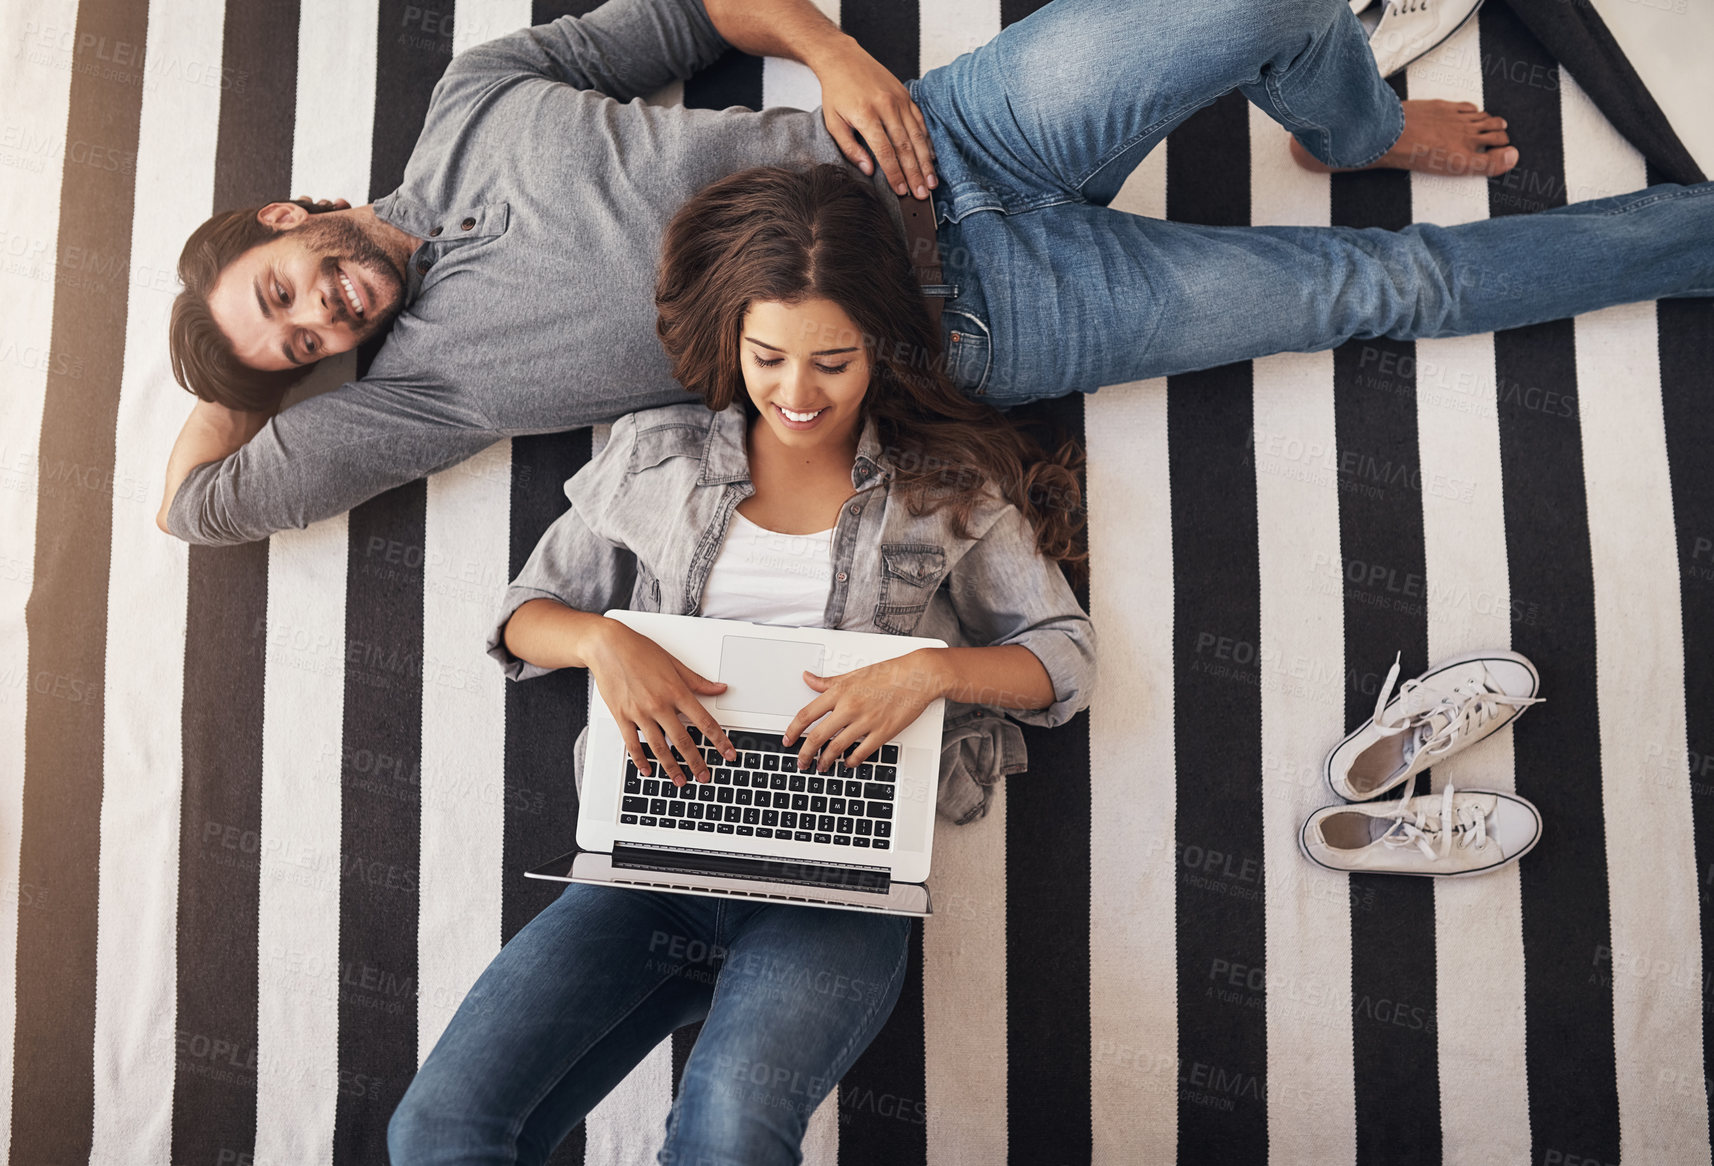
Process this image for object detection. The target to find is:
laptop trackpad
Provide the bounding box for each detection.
[715,637,826,718]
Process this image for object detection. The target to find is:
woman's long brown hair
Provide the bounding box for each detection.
[656,163,1086,576]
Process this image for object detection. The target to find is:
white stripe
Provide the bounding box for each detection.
[801,1087,840,1165]
[761,0,835,114]
[417,439,510,1056]
[290,0,378,207]
[0,0,78,1156]
[584,1040,674,1166]
[451,0,529,57]
[1087,140,1177,1164]
[89,0,227,1160]
[1404,28,1535,1166]
[1563,71,1711,1164]
[404,0,529,1072]
[254,518,349,1166]
[1246,102,1359,1166]
[922,784,1009,1164]
[918,0,999,73]
[252,3,376,1162]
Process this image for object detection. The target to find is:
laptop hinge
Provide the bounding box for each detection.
[612,841,892,894]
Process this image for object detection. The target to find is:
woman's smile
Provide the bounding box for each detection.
[773,403,829,429]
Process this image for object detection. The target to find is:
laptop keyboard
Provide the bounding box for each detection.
[617,725,899,851]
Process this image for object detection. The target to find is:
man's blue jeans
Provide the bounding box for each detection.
[912,0,1714,404]
[388,883,910,1165]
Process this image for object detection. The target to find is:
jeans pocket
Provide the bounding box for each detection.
[942,308,992,398]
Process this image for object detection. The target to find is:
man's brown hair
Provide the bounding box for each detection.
[168,198,336,412]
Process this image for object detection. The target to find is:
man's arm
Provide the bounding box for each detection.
[703,0,937,199]
[447,0,936,199]
[156,399,273,534]
[443,0,730,103]
[158,378,499,546]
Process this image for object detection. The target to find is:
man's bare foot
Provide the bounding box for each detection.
[1289,99,1519,177]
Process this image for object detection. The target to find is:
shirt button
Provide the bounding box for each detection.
[416,260,429,274]
[836,572,848,583]
[460,217,476,230]
[848,503,862,515]
[428,225,442,237]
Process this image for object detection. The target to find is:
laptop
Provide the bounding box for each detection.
[527,610,947,916]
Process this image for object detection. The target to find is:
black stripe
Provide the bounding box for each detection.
[1481,6,1620,1159]
[841,0,917,83]
[11,0,147,1158]
[1166,90,1270,1162]
[683,45,763,111]
[532,0,607,24]
[1657,283,1714,1154]
[172,1,301,1161]
[504,429,593,1166]
[839,920,928,1161]
[329,5,450,1160]
[1000,389,1093,1165]
[503,431,592,947]
[1329,74,1442,1166]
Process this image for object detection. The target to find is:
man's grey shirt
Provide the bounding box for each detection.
[168,0,902,545]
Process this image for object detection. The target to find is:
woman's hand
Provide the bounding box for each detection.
[583,620,737,786]
[782,649,946,772]
[814,40,937,200]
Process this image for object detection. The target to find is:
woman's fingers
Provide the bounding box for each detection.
[785,683,837,756]
[818,721,871,771]
[672,664,736,761]
[620,728,654,777]
[639,719,689,786]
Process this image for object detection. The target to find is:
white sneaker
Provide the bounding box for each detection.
[1349,0,1375,14]
[1326,649,1542,802]
[1366,0,1485,78]
[1299,784,1542,877]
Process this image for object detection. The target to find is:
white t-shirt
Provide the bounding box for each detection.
[698,509,834,626]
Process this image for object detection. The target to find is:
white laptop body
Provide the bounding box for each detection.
[526,611,946,916]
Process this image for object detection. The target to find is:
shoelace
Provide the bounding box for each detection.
[1371,651,1542,765]
[1379,783,1489,860]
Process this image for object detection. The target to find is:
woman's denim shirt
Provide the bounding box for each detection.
[486,402,1096,825]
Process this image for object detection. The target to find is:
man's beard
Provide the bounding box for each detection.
[295,214,408,340]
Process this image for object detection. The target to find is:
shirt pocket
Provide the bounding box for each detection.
[874,543,947,635]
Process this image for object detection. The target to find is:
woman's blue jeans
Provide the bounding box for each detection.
[388,883,910,1165]
[911,0,1714,403]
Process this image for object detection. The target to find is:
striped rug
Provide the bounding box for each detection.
[3,0,1710,1162]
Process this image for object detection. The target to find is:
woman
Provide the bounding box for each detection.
[388,163,1095,1166]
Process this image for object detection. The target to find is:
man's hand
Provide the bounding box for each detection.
[815,41,937,200]
[702,0,937,199]
[156,397,276,534]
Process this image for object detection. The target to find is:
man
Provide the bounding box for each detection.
[158,0,1713,545]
